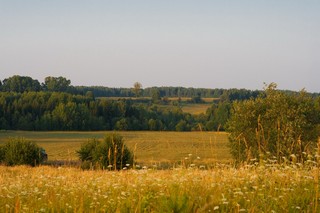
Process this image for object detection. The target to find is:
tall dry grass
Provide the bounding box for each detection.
[0,164,318,212]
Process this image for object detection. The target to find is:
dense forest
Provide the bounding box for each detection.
[0,75,263,99]
[0,75,319,131]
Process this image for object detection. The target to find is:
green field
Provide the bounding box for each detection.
[0,131,231,166]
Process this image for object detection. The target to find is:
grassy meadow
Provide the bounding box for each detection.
[181,103,211,115]
[1,131,319,212]
[0,165,319,212]
[0,131,231,167]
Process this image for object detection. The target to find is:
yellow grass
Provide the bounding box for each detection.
[0,131,231,166]
[181,104,211,115]
[0,132,319,212]
[0,165,318,212]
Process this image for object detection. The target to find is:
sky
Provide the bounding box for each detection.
[0,0,319,92]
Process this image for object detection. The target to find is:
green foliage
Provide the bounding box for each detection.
[1,75,319,132]
[44,76,71,92]
[151,88,161,103]
[175,120,189,131]
[115,118,129,130]
[0,146,4,163]
[0,91,200,131]
[148,119,163,130]
[77,134,133,170]
[190,95,203,103]
[227,83,320,163]
[85,91,94,99]
[204,102,231,131]
[2,75,41,92]
[133,82,142,97]
[0,138,46,166]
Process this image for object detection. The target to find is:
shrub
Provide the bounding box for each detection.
[77,133,133,170]
[0,138,46,166]
[226,83,319,164]
[0,146,5,163]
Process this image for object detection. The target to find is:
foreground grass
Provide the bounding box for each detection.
[0,165,319,212]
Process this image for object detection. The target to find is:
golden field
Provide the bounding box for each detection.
[0,131,319,212]
[0,165,319,212]
[0,131,231,167]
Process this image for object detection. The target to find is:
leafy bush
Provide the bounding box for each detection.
[77,133,133,170]
[0,138,46,166]
[0,146,5,163]
[227,83,319,164]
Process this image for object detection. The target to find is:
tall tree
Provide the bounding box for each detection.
[44,76,71,92]
[2,75,41,93]
[133,82,142,97]
[151,88,161,103]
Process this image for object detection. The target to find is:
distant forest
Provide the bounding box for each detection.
[0,75,319,131]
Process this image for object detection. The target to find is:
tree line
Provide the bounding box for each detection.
[0,75,247,131]
[2,75,319,99]
[0,75,266,100]
[0,75,319,132]
[0,90,232,131]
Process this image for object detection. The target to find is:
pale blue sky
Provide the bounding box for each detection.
[1,1,319,92]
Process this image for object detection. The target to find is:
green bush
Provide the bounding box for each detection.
[227,83,319,164]
[0,138,46,166]
[77,133,133,170]
[0,146,5,163]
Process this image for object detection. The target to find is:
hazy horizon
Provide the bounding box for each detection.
[1,1,319,92]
